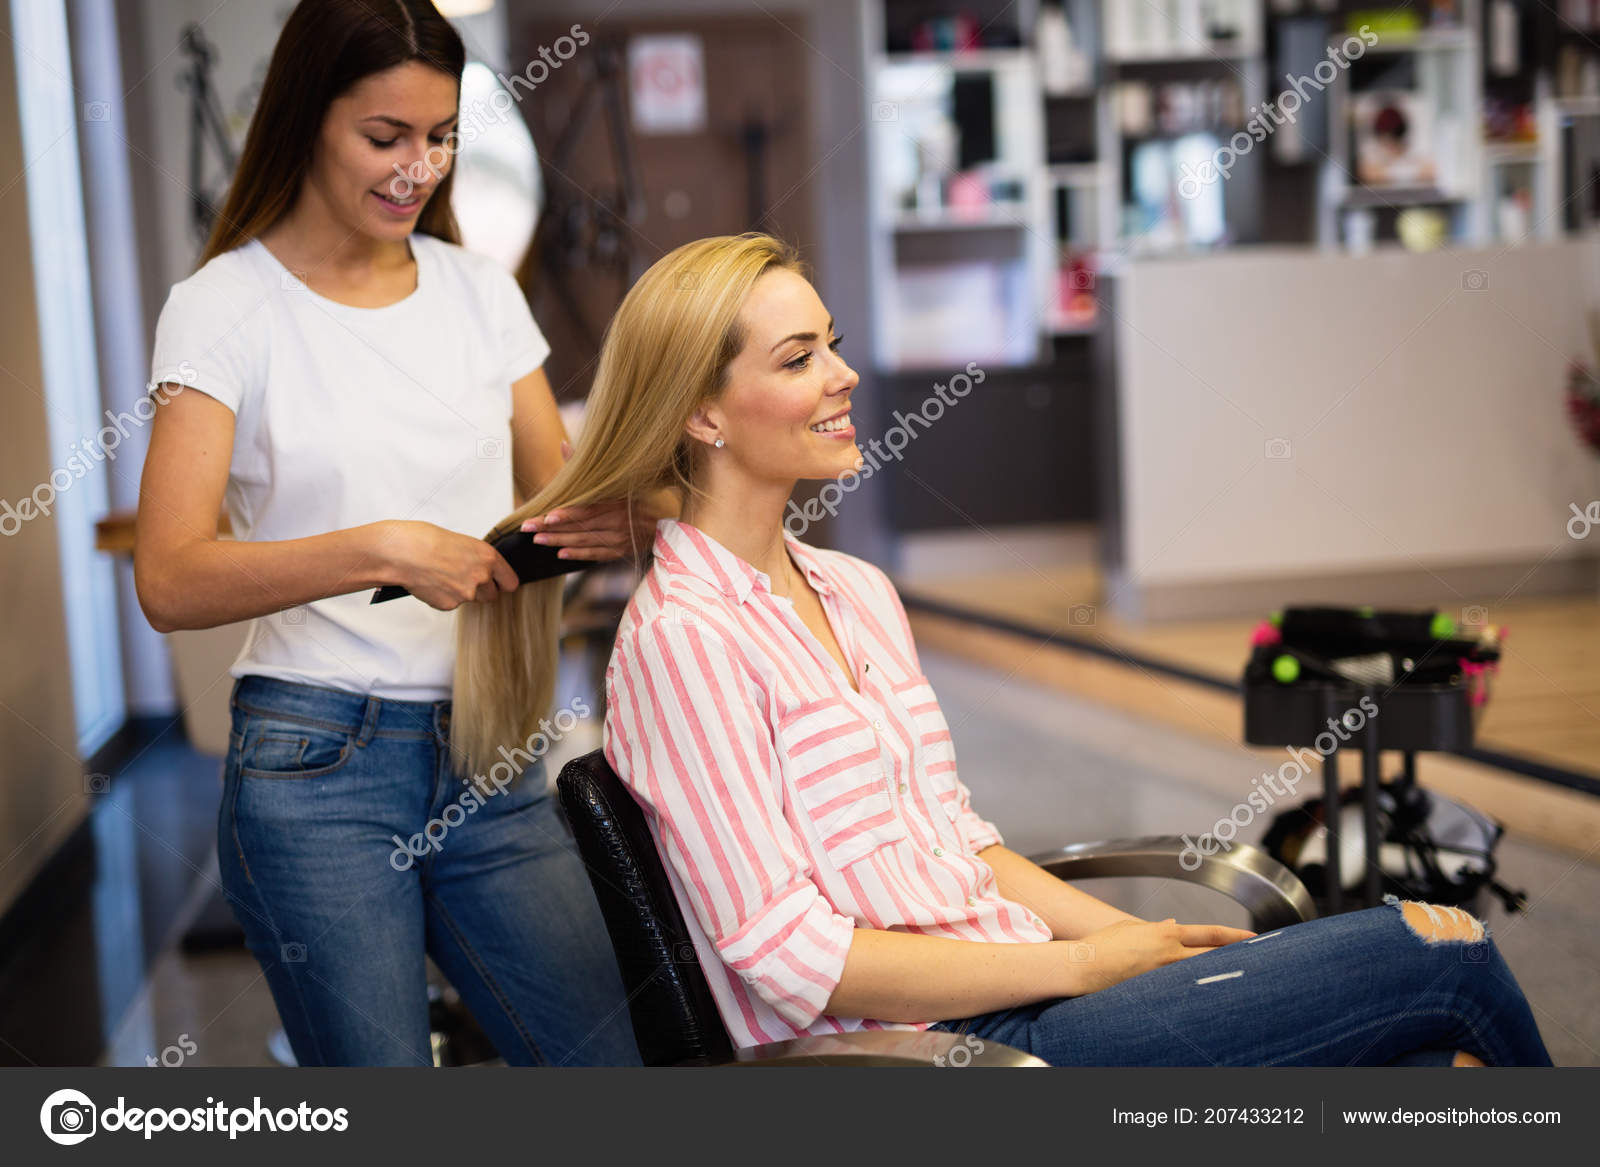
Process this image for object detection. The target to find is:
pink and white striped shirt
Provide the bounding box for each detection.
[602,518,1053,1050]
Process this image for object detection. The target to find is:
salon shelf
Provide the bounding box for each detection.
[1047,162,1105,187]
[1330,28,1470,55]
[889,206,1033,232]
[874,48,1029,71]
[1336,187,1469,209]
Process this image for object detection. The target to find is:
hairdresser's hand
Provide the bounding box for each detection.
[519,442,662,563]
[381,520,519,610]
[1059,918,1257,997]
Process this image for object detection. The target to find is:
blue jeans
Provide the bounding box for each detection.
[218,675,641,1067]
[928,897,1552,1066]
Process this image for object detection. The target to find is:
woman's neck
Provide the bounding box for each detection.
[679,486,798,599]
[260,191,411,277]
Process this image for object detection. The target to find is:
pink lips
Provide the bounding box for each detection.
[371,190,420,216]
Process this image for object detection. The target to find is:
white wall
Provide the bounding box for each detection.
[1112,236,1600,608]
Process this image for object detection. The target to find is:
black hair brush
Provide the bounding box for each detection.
[370,526,587,603]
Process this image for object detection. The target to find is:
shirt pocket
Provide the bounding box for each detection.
[777,696,905,868]
[890,674,964,827]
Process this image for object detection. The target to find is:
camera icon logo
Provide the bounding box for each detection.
[477,436,505,460]
[40,1089,97,1145]
[1462,270,1489,291]
[1069,604,1096,626]
[1264,437,1293,460]
[83,101,109,122]
[872,100,898,122]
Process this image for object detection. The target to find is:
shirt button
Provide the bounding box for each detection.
[898,782,908,795]
[1033,917,1046,930]
[873,720,884,732]
[932,847,944,857]
[966,895,977,907]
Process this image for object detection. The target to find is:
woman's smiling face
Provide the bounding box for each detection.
[308,60,460,241]
[700,267,862,484]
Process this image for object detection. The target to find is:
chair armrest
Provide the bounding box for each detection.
[1025,835,1316,933]
[724,1029,1047,1067]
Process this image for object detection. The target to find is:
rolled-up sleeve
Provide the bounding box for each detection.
[604,610,857,1030]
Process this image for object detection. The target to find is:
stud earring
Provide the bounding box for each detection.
[713,438,725,448]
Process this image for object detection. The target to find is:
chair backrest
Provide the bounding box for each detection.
[555,748,735,1067]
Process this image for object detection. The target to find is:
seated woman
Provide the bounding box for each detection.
[451,233,1552,1067]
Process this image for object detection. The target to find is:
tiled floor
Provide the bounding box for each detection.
[49,645,1600,1067]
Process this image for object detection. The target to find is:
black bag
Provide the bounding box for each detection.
[1259,776,1527,917]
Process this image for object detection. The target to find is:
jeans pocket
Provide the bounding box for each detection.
[238,714,355,779]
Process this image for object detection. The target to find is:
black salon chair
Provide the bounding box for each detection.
[555,748,1316,1067]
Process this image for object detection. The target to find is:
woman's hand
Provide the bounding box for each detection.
[518,441,666,564]
[381,520,519,610]
[1059,918,1257,997]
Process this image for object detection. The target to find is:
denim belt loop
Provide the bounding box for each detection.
[355,695,382,747]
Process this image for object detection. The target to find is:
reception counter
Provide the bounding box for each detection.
[1097,234,1600,621]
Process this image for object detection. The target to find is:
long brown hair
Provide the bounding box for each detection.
[451,233,808,781]
[198,0,465,266]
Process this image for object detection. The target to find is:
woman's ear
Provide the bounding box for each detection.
[683,405,722,448]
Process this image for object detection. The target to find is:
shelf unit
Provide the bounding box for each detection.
[863,2,1051,371]
[860,0,1600,370]
[862,0,1269,367]
[1316,2,1486,248]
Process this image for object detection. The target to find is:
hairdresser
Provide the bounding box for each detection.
[135,0,672,1066]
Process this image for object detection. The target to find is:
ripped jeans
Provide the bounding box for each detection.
[927,896,1553,1066]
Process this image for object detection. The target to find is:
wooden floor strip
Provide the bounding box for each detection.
[907,606,1600,866]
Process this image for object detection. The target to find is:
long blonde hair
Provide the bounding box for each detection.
[450,232,807,781]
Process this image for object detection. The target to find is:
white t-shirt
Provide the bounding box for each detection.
[147,232,551,701]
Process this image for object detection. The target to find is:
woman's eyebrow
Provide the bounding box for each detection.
[769,317,835,353]
[360,113,460,131]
